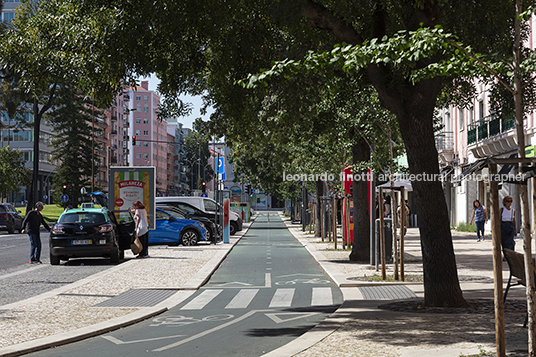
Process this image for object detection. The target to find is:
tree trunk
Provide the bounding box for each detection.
[349,136,371,261]
[513,0,536,352]
[315,179,323,237]
[375,76,467,307]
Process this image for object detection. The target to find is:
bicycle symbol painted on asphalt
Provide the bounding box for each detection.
[274,278,331,285]
[150,314,234,327]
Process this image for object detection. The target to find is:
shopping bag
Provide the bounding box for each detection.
[130,233,143,255]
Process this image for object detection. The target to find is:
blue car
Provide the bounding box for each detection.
[149,207,208,246]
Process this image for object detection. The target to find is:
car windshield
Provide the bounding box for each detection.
[59,213,106,224]
[203,199,217,212]
[0,206,6,213]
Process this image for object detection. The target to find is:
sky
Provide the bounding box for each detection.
[138,74,213,130]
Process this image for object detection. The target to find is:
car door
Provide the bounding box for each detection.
[112,210,135,250]
[151,209,183,245]
[7,205,23,230]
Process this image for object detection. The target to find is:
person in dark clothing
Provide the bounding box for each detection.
[21,201,51,264]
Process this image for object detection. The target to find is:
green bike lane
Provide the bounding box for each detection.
[28,212,343,357]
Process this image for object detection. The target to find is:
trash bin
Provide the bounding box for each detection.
[375,218,393,263]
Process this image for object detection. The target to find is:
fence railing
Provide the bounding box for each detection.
[468,113,514,145]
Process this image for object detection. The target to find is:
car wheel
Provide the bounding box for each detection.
[181,229,199,246]
[50,254,60,265]
[119,250,125,260]
[7,221,14,234]
[110,248,121,264]
[230,221,238,235]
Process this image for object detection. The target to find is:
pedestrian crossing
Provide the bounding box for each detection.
[180,287,336,311]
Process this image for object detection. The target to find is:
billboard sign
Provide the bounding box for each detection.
[109,166,156,229]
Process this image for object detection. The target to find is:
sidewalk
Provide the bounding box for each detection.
[0,221,253,357]
[0,212,530,357]
[273,214,528,357]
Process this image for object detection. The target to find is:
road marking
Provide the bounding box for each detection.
[225,289,259,309]
[181,290,222,310]
[277,273,324,278]
[265,273,271,287]
[269,288,295,308]
[311,287,333,306]
[102,334,186,345]
[154,310,272,352]
[0,265,44,281]
[265,312,320,324]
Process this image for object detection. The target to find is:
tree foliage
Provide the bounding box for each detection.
[46,85,104,206]
[0,146,30,201]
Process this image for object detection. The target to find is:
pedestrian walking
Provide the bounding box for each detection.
[469,199,488,242]
[131,200,149,258]
[500,195,516,251]
[397,200,410,236]
[21,201,51,264]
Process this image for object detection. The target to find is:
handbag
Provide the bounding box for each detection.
[131,233,143,255]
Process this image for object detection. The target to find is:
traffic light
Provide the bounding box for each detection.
[245,184,251,195]
[132,136,136,145]
[62,184,67,192]
[202,181,206,193]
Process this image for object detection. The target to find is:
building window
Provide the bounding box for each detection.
[143,153,149,159]
[458,109,464,131]
[144,95,149,101]
[135,130,141,135]
[469,106,474,124]
[479,101,484,120]
[143,130,149,136]
[3,12,15,22]
[136,104,141,112]
[135,118,141,124]
[144,142,149,147]
[135,95,141,101]
[136,153,141,159]
[143,106,149,113]
[143,119,149,124]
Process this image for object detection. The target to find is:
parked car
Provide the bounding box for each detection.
[49,193,134,265]
[155,196,243,235]
[0,203,24,234]
[156,203,219,242]
[150,207,207,246]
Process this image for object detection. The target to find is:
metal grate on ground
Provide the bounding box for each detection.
[93,289,179,308]
[358,285,417,300]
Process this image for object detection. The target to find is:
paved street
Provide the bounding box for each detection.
[25,212,343,356]
[0,229,123,306]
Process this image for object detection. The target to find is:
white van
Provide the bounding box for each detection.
[155,196,243,235]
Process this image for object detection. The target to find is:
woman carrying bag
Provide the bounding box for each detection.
[132,200,149,258]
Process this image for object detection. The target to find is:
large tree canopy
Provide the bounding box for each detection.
[2,0,529,307]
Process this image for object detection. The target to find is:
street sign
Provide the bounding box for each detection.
[61,194,69,203]
[201,193,208,197]
[215,157,226,180]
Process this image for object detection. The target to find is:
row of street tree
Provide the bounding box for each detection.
[2,1,536,354]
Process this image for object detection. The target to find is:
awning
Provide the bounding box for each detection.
[376,179,413,192]
[452,159,487,183]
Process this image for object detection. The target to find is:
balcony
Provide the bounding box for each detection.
[468,113,513,145]
[123,135,129,141]
[435,131,454,165]
[124,122,130,128]
[111,129,117,135]
[123,94,130,101]
[111,115,117,121]
[468,113,525,158]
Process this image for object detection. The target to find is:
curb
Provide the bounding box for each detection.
[0,219,255,357]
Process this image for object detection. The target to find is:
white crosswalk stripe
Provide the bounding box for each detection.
[225,289,259,309]
[181,289,223,310]
[180,287,334,311]
[269,288,295,308]
[311,287,333,306]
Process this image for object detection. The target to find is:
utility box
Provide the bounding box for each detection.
[375,218,393,263]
